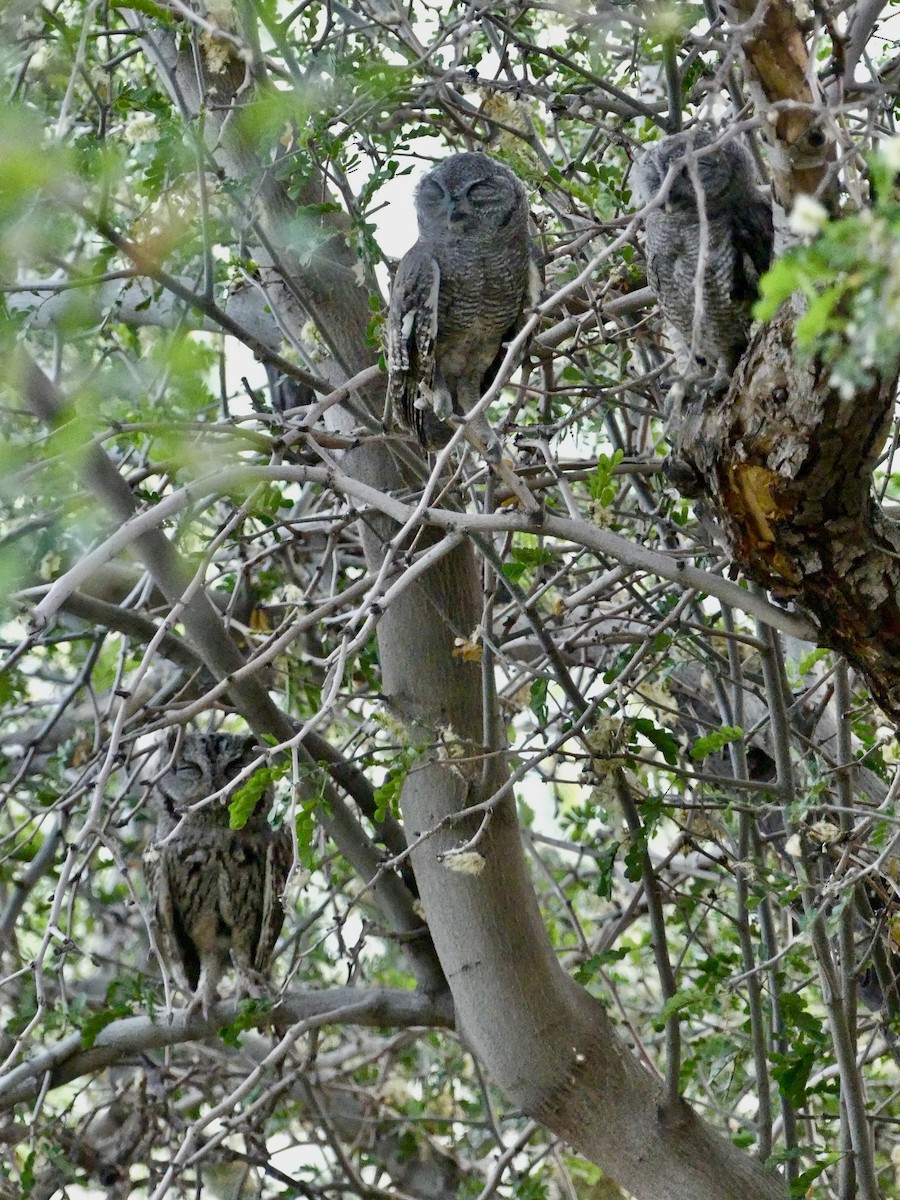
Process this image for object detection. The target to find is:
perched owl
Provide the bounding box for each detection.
[144,731,290,1014]
[386,151,541,457]
[631,129,774,387]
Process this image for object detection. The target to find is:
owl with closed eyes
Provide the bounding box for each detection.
[631,129,774,389]
[386,151,541,457]
[144,731,291,1014]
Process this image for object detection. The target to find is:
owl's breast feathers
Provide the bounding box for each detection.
[147,819,289,991]
[387,230,537,442]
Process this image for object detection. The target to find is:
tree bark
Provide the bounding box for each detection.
[675,302,900,719]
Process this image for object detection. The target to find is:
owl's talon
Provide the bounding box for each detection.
[432,394,453,422]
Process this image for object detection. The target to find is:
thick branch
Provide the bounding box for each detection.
[723,0,836,205]
[0,987,453,1110]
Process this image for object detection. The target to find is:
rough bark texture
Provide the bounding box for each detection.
[674,302,900,717]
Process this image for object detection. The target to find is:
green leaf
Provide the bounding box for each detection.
[630,716,679,765]
[229,767,274,829]
[623,840,644,882]
[80,1002,133,1049]
[772,1043,816,1108]
[501,560,527,583]
[573,954,603,985]
[779,992,826,1039]
[373,751,415,823]
[294,796,319,873]
[794,282,846,347]
[502,544,555,584]
[530,677,549,724]
[753,252,805,320]
[217,997,272,1047]
[594,841,619,899]
[657,987,704,1024]
[795,646,828,677]
[21,1149,36,1197]
[588,448,624,502]
[789,1157,840,1199]
[689,726,743,761]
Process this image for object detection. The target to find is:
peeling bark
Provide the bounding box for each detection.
[724,1,837,206]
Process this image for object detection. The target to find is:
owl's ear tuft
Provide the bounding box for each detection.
[155,725,187,768]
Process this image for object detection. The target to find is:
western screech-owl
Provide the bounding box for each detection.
[386,151,541,456]
[144,731,290,1014]
[631,129,774,387]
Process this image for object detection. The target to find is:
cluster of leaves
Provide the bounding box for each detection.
[756,146,900,397]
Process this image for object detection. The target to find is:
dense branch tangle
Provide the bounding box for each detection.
[2,4,900,1200]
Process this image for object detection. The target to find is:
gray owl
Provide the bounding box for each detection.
[144,731,291,1014]
[386,151,540,457]
[631,129,774,387]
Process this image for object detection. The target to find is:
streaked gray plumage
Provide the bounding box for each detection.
[386,151,540,454]
[144,731,290,1013]
[631,129,774,384]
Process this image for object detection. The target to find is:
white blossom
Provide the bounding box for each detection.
[784,833,803,858]
[124,113,160,146]
[788,195,827,236]
[201,29,233,74]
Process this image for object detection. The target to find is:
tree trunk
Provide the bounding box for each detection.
[674,301,900,718]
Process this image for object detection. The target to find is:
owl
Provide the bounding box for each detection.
[631,128,774,387]
[386,151,541,457]
[144,731,291,1014]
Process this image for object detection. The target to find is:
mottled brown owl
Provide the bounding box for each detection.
[144,731,291,1014]
[631,129,774,388]
[386,151,540,457]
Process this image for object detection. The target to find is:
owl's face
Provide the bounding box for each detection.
[151,732,264,832]
[634,131,751,212]
[415,152,525,240]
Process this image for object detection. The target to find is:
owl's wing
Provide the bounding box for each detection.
[732,191,774,304]
[144,841,201,991]
[386,243,440,442]
[253,828,292,974]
